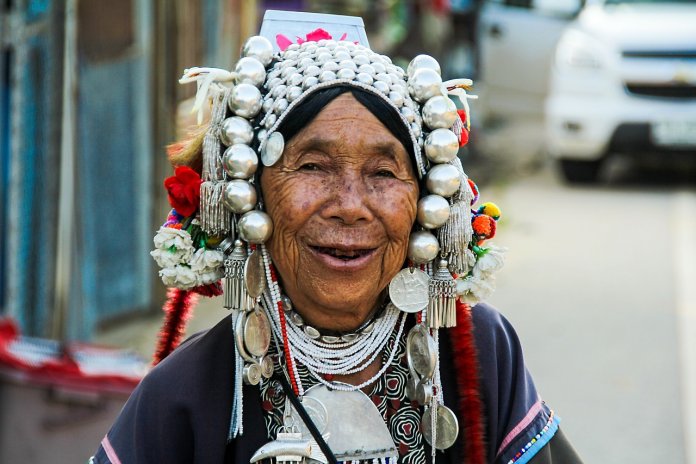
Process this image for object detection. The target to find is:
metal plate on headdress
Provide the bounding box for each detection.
[388,268,429,313]
[243,309,272,357]
[244,249,266,298]
[234,312,255,363]
[261,131,285,167]
[406,325,437,380]
[422,404,459,450]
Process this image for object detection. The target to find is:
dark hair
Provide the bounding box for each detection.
[275,85,415,161]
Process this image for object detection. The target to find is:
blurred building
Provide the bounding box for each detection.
[0,0,476,342]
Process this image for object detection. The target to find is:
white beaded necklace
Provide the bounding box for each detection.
[260,245,405,392]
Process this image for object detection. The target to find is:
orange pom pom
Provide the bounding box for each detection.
[472,214,496,240]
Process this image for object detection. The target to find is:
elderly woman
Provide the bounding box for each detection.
[92,15,582,464]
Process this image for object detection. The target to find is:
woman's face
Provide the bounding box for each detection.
[261,93,419,331]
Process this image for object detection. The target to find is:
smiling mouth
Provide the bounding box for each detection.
[311,246,375,261]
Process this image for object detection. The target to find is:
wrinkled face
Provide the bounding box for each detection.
[261,93,419,331]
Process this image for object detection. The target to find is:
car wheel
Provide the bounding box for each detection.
[558,159,603,184]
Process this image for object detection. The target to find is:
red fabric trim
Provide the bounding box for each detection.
[153,288,198,365]
[450,301,487,464]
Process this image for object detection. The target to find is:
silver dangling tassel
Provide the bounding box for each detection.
[437,157,474,275]
[427,259,457,328]
[222,238,248,310]
[200,88,233,235]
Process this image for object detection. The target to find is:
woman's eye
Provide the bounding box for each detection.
[299,163,320,171]
[375,169,396,178]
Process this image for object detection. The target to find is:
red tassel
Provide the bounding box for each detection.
[153,288,198,366]
[450,300,486,464]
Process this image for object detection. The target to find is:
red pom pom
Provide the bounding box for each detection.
[163,166,202,218]
[472,214,496,240]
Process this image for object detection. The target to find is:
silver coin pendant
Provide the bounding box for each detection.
[422,404,459,450]
[244,249,266,299]
[389,268,429,313]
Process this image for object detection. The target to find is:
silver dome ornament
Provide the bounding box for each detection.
[238,211,273,244]
[422,96,458,130]
[261,132,285,167]
[337,68,356,80]
[407,55,442,78]
[417,195,451,229]
[303,76,319,90]
[408,231,440,264]
[222,144,258,179]
[229,83,262,119]
[424,129,459,163]
[286,86,302,102]
[319,70,337,83]
[220,116,254,146]
[408,68,443,103]
[241,36,274,67]
[235,57,266,88]
[425,164,461,198]
[223,180,257,214]
[356,72,374,85]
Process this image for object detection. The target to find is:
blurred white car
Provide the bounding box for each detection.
[479,0,696,182]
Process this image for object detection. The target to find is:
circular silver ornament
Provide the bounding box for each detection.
[388,91,404,107]
[322,61,338,73]
[372,62,386,74]
[229,83,262,118]
[304,325,321,339]
[424,129,459,163]
[341,333,358,343]
[417,195,451,229]
[242,36,274,66]
[222,144,258,179]
[401,106,416,123]
[425,164,461,198]
[235,57,266,88]
[422,96,458,130]
[321,335,340,344]
[319,70,337,82]
[422,405,460,450]
[281,66,298,79]
[373,80,390,94]
[406,325,437,379]
[303,75,319,90]
[260,356,274,379]
[408,68,443,103]
[358,64,376,76]
[238,210,273,244]
[289,311,303,326]
[286,86,303,102]
[243,362,262,385]
[407,54,442,78]
[353,54,370,66]
[234,314,254,362]
[243,309,271,357]
[408,230,440,264]
[336,68,355,80]
[415,380,433,406]
[222,180,257,213]
[220,116,254,146]
[389,268,429,313]
[356,72,374,85]
[340,59,358,70]
[272,84,287,98]
[282,295,293,312]
[264,113,277,129]
[334,51,351,61]
[244,249,266,299]
[305,65,321,77]
[261,131,285,167]
[273,98,289,115]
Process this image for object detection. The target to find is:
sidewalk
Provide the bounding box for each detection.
[95,296,230,360]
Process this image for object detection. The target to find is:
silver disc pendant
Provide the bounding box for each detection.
[389,268,429,313]
[244,249,266,299]
[406,325,437,379]
[260,355,274,379]
[261,131,285,167]
[243,362,262,385]
[243,309,272,358]
[415,379,433,406]
[422,404,460,450]
[234,312,254,362]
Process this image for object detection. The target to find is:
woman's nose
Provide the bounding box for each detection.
[322,173,374,225]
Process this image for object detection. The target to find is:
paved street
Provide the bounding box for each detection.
[487,160,696,463]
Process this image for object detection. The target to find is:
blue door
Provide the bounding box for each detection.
[1,0,62,336]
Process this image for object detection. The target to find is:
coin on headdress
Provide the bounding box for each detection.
[261,131,285,167]
[406,325,437,379]
[260,356,275,379]
[243,362,262,385]
[243,309,272,358]
[244,249,266,299]
[422,404,460,450]
[234,312,255,363]
[389,268,429,313]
